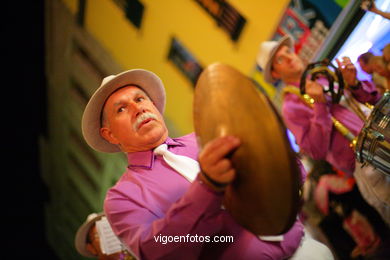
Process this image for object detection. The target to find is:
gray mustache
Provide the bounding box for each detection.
[133,112,158,131]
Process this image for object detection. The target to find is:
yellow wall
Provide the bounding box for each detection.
[62,0,288,136]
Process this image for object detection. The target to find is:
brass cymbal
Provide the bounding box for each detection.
[193,63,301,235]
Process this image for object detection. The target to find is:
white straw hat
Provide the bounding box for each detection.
[75,212,105,257]
[256,34,294,84]
[82,69,166,153]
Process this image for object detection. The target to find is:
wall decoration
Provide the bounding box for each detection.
[272,0,347,64]
[195,0,246,41]
[168,37,203,85]
[113,0,144,28]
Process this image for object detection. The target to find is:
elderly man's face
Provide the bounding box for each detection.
[271,45,304,81]
[100,85,168,153]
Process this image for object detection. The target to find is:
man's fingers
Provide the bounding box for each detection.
[335,58,342,68]
[209,159,233,174]
[198,135,240,184]
[218,168,236,183]
[342,56,351,63]
[200,135,240,163]
[336,57,354,69]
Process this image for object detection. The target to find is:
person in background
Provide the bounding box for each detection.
[369,55,390,87]
[383,43,390,63]
[256,34,380,177]
[81,69,334,259]
[383,43,390,69]
[75,212,135,260]
[309,160,390,259]
[256,35,390,227]
[361,0,390,20]
[357,52,388,94]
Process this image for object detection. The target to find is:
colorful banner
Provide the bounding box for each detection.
[272,0,346,64]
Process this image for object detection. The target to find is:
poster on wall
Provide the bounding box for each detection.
[252,0,349,98]
[272,0,348,65]
[194,0,246,42]
[168,37,203,86]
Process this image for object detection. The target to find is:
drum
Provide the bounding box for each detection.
[356,91,390,176]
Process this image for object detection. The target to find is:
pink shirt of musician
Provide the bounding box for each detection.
[282,81,380,175]
[104,133,306,260]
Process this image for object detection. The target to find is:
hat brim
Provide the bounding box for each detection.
[75,212,105,257]
[82,69,166,153]
[263,35,294,84]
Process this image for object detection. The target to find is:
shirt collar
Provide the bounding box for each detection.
[127,137,184,169]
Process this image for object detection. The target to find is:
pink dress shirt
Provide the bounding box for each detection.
[282,81,380,175]
[104,133,306,259]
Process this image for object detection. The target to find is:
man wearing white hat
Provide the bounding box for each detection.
[81,69,334,259]
[256,34,380,177]
[257,36,390,227]
[75,212,134,259]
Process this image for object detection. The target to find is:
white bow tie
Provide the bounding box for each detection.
[153,144,200,182]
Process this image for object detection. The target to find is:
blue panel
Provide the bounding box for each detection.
[303,0,342,26]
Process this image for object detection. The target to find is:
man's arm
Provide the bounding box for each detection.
[336,57,382,105]
[362,0,390,20]
[282,93,333,160]
[105,176,224,259]
[347,80,382,105]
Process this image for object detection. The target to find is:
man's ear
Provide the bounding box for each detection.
[100,127,119,145]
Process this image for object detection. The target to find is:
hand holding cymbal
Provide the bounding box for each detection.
[194,63,301,235]
[198,135,241,192]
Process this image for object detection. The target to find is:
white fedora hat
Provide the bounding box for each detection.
[82,69,166,153]
[256,34,294,84]
[75,212,105,257]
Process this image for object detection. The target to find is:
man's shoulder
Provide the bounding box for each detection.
[171,133,199,157]
[109,172,138,190]
[172,132,197,144]
[281,88,305,105]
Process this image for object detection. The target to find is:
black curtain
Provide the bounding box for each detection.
[3,1,58,258]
